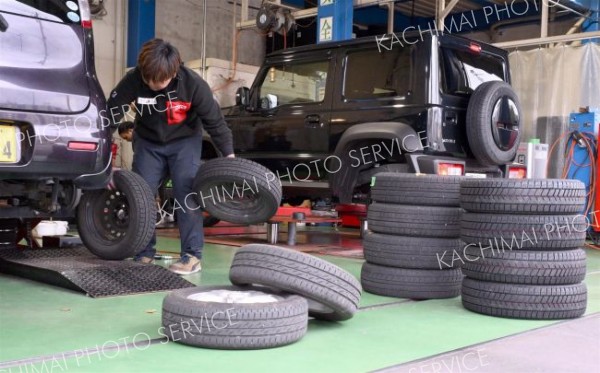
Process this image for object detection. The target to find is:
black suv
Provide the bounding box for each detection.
[222,33,521,203]
[0,1,154,259]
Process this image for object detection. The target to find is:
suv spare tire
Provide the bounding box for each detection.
[460,179,586,214]
[193,158,282,225]
[371,173,463,207]
[77,170,156,260]
[229,244,362,321]
[466,81,522,166]
[162,285,308,349]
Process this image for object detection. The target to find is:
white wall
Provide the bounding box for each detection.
[91,0,128,97]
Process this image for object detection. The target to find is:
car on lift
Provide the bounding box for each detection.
[0,0,154,259]
[220,32,522,204]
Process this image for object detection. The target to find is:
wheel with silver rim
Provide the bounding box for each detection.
[162,285,308,349]
[77,170,156,260]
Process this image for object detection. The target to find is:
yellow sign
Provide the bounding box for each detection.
[0,125,18,163]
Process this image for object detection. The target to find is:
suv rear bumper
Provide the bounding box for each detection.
[0,104,111,189]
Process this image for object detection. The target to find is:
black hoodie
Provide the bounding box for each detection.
[107,66,233,156]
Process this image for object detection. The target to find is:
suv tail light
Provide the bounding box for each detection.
[508,165,527,179]
[437,163,464,176]
[78,0,92,29]
[469,42,482,54]
[68,141,97,151]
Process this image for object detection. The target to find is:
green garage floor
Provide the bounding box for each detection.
[0,237,599,372]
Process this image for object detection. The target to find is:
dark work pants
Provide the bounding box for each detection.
[132,134,204,259]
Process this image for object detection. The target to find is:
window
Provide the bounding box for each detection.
[258,60,329,109]
[440,48,505,95]
[344,47,413,100]
[0,0,81,24]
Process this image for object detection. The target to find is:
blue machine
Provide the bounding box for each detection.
[566,109,600,219]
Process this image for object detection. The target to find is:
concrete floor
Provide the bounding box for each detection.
[0,234,599,373]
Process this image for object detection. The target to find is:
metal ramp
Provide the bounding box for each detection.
[0,247,195,297]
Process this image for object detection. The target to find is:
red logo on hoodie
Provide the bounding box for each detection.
[167,101,191,125]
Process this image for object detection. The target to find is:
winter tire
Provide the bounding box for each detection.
[162,285,308,349]
[193,158,282,225]
[229,244,362,321]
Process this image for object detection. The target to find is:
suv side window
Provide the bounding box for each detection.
[440,48,505,95]
[0,0,81,24]
[257,60,329,109]
[344,47,412,100]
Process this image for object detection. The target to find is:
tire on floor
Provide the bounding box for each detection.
[77,170,156,260]
[193,158,282,225]
[363,233,463,269]
[368,203,461,238]
[461,278,587,320]
[162,285,308,349]
[229,244,362,321]
[460,213,587,250]
[462,247,586,285]
[460,179,586,214]
[370,173,463,207]
[361,263,462,299]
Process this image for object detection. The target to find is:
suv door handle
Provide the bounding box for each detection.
[304,114,322,128]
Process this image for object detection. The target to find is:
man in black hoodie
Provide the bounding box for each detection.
[107,39,234,275]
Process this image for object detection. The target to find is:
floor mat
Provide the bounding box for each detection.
[0,247,195,297]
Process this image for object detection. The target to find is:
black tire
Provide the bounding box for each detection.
[462,246,587,285]
[76,170,156,260]
[371,173,462,207]
[461,278,587,320]
[162,285,308,349]
[229,244,362,321]
[0,219,18,250]
[363,233,463,269]
[193,158,282,225]
[203,215,220,227]
[361,263,462,299]
[466,81,522,166]
[461,213,587,250]
[368,203,460,238]
[460,179,586,214]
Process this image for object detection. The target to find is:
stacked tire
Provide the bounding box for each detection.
[162,244,362,350]
[361,173,464,299]
[460,179,588,320]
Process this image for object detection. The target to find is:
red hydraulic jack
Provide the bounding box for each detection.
[590,131,600,246]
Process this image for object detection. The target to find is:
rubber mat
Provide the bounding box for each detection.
[0,247,194,297]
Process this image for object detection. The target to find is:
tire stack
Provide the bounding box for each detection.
[162,244,362,350]
[460,179,588,320]
[0,219,18,250]
[361,173,464,299]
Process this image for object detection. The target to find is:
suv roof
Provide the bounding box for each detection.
[265,32,507,59]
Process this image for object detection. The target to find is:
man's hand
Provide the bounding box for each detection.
[226,154,235,158]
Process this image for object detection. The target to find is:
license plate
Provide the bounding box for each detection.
[0,125,18,163]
